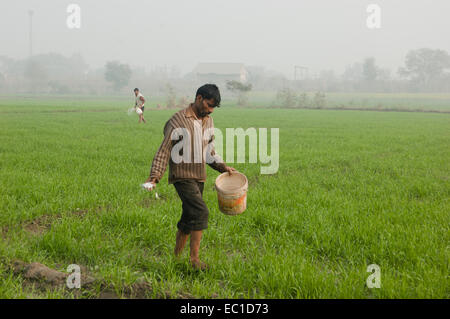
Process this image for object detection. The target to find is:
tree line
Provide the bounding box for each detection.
[0,48,449,94]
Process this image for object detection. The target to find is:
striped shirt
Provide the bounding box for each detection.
[149,104,227,184]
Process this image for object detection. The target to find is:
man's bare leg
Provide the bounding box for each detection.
[190,230,208,270]
[142,115,147,123]
[138,114,142,123]
[174,229,189,257]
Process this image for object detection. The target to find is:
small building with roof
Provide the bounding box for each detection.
[193,63,248,86]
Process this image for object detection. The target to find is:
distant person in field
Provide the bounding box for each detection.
[134,88,147,124]
[143,84,235,270]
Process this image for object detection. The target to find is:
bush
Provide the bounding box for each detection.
[226,80,252,106]
[165,83,177,108]
[297,92,310,108]
[276,90,326,109]
[48,81,71,94]
[177,96,189,108]
[276,87,297,107]
[313,92,326,108]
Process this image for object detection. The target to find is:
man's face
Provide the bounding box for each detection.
[134,90,139,96]
[195,96,215,118]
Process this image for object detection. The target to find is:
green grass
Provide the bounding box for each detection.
[2,91,450,112]
[0,96,449,298]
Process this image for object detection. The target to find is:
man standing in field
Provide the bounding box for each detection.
[134,88,147,124]
[143,84,235,270]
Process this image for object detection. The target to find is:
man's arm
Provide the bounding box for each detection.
[145,121,173,184]
[140,96,145,107]
[207,134,236,175]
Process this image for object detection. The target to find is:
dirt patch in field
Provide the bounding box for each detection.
[139,195,167,208]
[24,214,55,235]
[8,259,194,299]
[23,206,106,235]
[11,260,96,289]
[9,259,148,299]
[94,281,186,299]
[111,282,193,299]
[122,280,154,299]
[175,291,195,299]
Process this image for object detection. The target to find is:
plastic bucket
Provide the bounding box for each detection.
[215,172,248,215]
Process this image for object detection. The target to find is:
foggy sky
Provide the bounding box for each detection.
[1,0,449,77]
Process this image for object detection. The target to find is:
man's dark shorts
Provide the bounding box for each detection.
[173,180,209,234]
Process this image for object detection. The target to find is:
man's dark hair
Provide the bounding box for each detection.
[134,88,139,92]
[196,84,221,107]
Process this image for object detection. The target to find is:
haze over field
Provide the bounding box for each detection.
[1,0,450,76]
[0,1,449,300]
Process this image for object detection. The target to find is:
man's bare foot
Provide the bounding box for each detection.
[190,259,209,271]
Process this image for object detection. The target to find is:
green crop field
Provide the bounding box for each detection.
[0,96,449,298]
